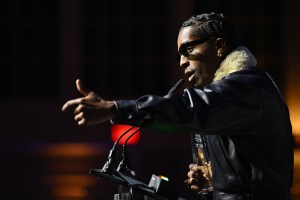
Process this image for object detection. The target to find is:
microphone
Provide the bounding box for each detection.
[167,79,184,95]
[117,127,141,176]
[101,126,136,174]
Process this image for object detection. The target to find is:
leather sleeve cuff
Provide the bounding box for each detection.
[110,100,140,124]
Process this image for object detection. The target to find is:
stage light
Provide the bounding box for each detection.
[111,124,140,144]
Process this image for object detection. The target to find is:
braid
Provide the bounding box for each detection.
[181,12,240,49]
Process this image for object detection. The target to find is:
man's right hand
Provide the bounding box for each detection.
[62,79,117,126]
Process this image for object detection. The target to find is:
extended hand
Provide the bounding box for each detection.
[62,79,116,125]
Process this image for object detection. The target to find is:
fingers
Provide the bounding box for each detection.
[74,112,86,125]
[186,176,199,185]
[186,163,210,192]
[186,177,209,192]
[189,164,204,174]
[188,170,199,179]
[185,178,201,192]
[62,79,99,112]
[62,93,100,112]
[73,105,88,125]
[185,179,197,188]
[74,112,83,121]
[76,79,91,96]
[189,163,198,170]
[61,80,109,126]
[191,185,200,191]
[62,97,85,111]
[74,104,84,114]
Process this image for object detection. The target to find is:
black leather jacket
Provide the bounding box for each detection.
[112,68,293,198]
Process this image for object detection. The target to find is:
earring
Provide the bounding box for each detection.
[217,49,223,58]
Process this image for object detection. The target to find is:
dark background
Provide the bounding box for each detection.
[1,0,300,199]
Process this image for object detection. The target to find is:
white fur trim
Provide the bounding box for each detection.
[213,46,257,81]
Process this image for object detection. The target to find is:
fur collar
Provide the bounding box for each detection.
[213,46,257,81]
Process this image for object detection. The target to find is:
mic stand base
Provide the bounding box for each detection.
[89,168,171,200]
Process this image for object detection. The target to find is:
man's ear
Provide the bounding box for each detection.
[215,38,227,51]
[215,38,230,58]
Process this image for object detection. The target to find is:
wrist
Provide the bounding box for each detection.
[108,100,117,120]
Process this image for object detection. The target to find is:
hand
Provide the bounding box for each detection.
[62,79,116,125]
[185,164,210,193]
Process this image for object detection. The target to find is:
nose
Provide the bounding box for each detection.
[179,55,189,69]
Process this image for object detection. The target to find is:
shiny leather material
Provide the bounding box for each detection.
[213,188,291,200]
[113,68,293,198]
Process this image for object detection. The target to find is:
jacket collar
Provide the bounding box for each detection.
[213,46,257,81]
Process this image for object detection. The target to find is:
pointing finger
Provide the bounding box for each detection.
[62,97,84,111]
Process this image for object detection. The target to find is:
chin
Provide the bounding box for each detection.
[194,82,204,89]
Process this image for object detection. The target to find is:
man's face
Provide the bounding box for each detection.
[177,26,220,89]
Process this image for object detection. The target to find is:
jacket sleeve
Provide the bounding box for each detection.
[111,93,201,132]
[112,78,263,134]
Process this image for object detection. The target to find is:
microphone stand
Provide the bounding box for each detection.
[115,127,141,200]
[117,127,141,176]
[95,125,143,200]
[101,126,136,174]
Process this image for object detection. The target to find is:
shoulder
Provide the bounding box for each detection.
[205,68,271,99]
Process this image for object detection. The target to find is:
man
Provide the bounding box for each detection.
[62,12,293,199]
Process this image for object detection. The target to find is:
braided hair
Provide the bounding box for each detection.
[181,12,240,49]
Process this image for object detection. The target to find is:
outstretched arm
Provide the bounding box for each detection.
[62,79,116,125]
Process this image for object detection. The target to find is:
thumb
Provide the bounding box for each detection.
[76,79,91,96]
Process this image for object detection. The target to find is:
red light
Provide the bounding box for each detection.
[111,124,141,145]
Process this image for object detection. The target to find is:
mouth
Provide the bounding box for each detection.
[185,70,195,83]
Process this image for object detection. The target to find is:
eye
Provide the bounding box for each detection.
[186,45,193,53]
